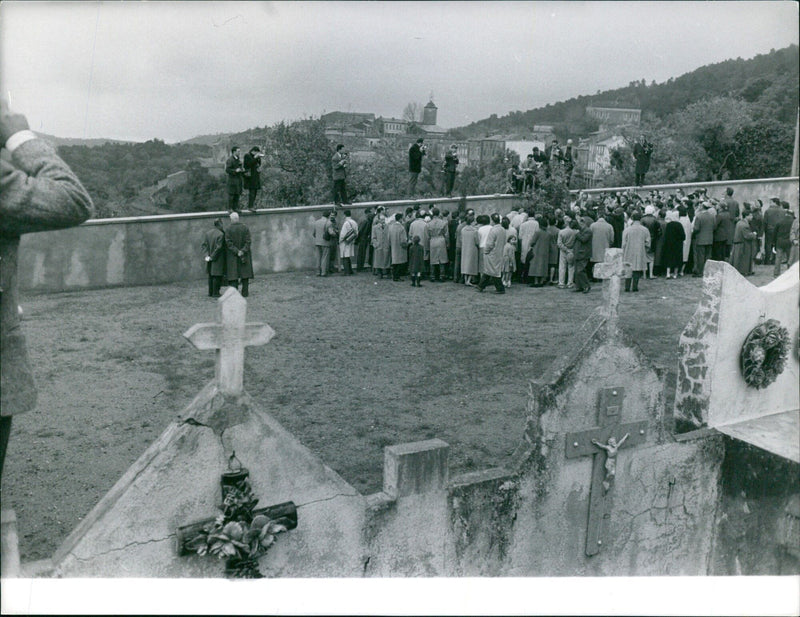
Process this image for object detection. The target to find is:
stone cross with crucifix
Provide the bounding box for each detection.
[183,287,275,396]
[593,248,632,330]
[565,387,648,556]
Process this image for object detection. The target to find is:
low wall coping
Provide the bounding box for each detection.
[570,176,799,195]
[82,194,520,226]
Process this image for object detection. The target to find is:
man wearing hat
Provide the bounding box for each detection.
[692,201,716,277]
[763,197,784,265]
[224,212,254,296]
[242,146,263,212]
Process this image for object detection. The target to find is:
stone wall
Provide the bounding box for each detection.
[17,194,522,293]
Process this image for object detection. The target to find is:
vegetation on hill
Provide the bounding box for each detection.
[456,45,798,141]
[55,45,797,217]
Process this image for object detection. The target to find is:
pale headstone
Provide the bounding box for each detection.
[593,248,632,330]
[183,287,275,396]
[674,261,799,462]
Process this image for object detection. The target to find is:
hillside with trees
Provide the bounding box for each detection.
[55,45,797,217]
[455,45,798,142]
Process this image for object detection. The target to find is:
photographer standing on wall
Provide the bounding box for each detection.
[242,146,264,212]
[225,146,245,212]
[633,135,654,186]
[1,99,94,480]
[331,143,350,206]
[408,138,426,196]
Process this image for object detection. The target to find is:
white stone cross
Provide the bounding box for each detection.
[593,248,632,325]
[183,287,275,396]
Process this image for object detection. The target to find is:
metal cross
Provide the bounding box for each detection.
[183,287,275,396]
[565,387,648,556]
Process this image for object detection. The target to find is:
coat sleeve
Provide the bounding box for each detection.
[209,233,225,260]
[0,138,93,236]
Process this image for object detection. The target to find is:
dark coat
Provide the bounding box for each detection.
[731,220,756,275]
[693,209,716,246]
[713,210,734,244]
[633,141,653,175]
[547,224,560,265]
[1,138,93,417]
[443,151,459,173]
[661,221,686,269]
[202,225,226,276]
[763,204,784,235]
[608,211,625,248]
[641,214,660,254]
[225,154,244,195]
[573,227,593,264]
[225,221,254,280]
[528,228,550,277]
[408,144,424,173]
[775,211,794,251]
[408,243,425,274]
[242,152,262,191]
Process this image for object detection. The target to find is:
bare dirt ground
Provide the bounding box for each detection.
[2,264,777,562]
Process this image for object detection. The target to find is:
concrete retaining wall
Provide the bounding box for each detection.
[18,194,522,293]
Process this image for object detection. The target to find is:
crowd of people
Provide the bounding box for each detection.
[309,185,798,294]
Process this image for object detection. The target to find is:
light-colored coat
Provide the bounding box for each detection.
[338,216,358,258]
[590,218,614,262]
[387,220,408,264]
[409,218,429,258]
[1,138,93,416]
[426,217,449,265]
[460,224,480,276]
[622,221,651,272]
[371,220,390,269]
[483,224,507,277]
[518,218,539,262]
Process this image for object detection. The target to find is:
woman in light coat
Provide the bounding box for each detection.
[371,215,389,278]
[622,211,651,292]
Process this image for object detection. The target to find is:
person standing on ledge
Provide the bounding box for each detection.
[331,144,350,206]
[632,135,653,186]
[242,146,263,212]
[0,99,94,480]
[202,217,226,297]
[225,146,245,212]
[224,212,254,297]
[408,138,426,196]
[442,144,459,197]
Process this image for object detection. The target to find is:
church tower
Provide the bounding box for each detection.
[422,100,438,126]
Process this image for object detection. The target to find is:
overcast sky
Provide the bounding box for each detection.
[1,1,797,143]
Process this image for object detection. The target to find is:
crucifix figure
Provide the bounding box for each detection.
[593,248,632,329]
[183,287,275,396]
[565,388,648,556]
[591,433,630,492]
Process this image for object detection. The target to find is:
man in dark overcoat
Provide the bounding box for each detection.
[356,207,374,272]
[224,212,254,297]
[633,135,653,186]
[225,146,244,212]
[1,101,93,479]
[692,201,716,277]
[408,138,425,195]
[202,218,226,297]
[242,146,263,212]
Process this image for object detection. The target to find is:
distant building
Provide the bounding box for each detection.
[586,106,641,129]
[321,112,377,139]
[375,117,408,136]
[575,131,627,188]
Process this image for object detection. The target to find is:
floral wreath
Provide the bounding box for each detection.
[740,319,790,389]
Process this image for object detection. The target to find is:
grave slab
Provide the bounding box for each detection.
[48,290,366,577]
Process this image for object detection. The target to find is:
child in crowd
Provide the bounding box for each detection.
[409,235,424,287]
[502,235,517,288]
